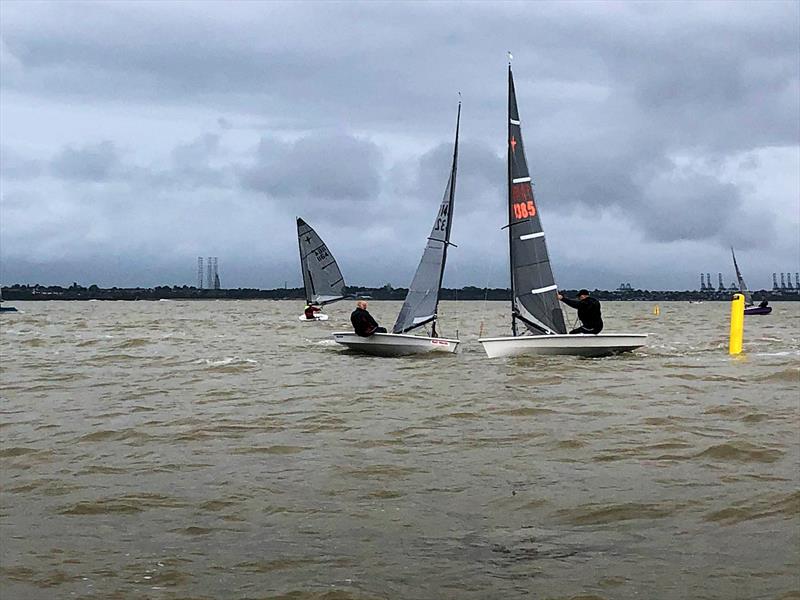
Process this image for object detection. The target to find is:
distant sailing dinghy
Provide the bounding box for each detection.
[333,102,462,356]
[478,60,647,358]
[732,247,772,316]
[297,218,346,321]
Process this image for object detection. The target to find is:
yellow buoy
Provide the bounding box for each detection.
[729,293,745,355]
[653,305,660,316]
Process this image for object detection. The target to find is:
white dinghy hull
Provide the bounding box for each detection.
[479,333,647,358]
[333,332,459,357]
[298,313,329,322]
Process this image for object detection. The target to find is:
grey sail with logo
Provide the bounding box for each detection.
[731,247,753,306]
[296,218,346,305]
[507,65,567,335]
[392,103,461,335]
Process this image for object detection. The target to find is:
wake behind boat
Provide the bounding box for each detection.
[334,101,462,356]
[478,59,646,358]
[297,218,347,321]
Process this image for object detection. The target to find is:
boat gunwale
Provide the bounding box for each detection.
[333,331,460,344]
[478,333,648,343]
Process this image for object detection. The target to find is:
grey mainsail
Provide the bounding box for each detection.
[296,218,346,305]
[507,64,567,335]
[392,102,461,335]
[731,247,753,306]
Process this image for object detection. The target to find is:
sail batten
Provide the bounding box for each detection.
[507,64,567,336]
[296,218,347,306]
[392,103,461,335]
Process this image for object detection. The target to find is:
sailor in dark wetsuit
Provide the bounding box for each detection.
[558,289,603,334]
[350,300,387,336]
[304,303,322,319]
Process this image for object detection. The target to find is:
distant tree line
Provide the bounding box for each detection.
[2,283,798,302]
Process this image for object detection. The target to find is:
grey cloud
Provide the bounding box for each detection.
[50,140,121,181]
[1,146,42,179]
[240,133,382,203]
[635,171,741,242]
[627,167,776,248]
[4,2,790,141]
[171,133,220,167]
[42,134,232,190]
[168,133,230,189]
[390,138,504,221]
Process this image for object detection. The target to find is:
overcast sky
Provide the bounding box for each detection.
[1,0,798,290]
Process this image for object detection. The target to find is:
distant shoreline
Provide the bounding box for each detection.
[3,284,799,302]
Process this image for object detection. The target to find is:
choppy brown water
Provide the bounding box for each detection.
[1,300,799,600]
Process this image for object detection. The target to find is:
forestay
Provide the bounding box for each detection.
[392,103,461,335]
[296,218,346,305]
[507,66,567,335]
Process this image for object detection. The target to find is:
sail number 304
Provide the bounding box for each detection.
[511,184,536,220]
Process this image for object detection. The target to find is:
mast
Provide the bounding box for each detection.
[391,102,461,335]
[431,99,461,336]
[504,57,567,336]
[297,217,312,304]
[731,246,752,306]
[508,59,518,336]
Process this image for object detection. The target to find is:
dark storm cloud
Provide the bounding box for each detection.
[240,133,382,203]
[3,2,796,147]
[4,2,797,155]
[636,172,741,242]
[390,137,504,222]
[527,138,776,245]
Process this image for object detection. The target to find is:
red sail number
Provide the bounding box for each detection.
[512,201,536,219]
[511,183,536,220]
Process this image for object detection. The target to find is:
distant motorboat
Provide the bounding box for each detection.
[744,304,772,316]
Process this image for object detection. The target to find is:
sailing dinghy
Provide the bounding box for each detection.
[479,61,647,358]
[297,218,347,321]
[333,102,462,356]
[732,247,772,315]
